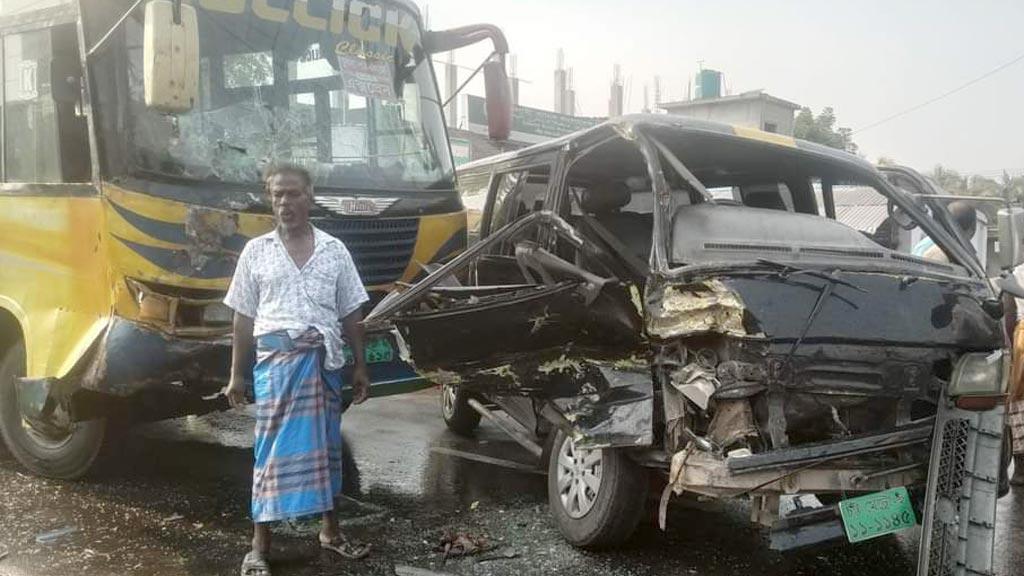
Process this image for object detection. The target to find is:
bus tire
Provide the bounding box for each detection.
[440,383,480,436]
[547,429,647,549]
[0,340,107,479]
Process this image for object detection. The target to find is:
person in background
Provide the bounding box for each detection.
[224,163,372,576]
[1009,264,1024,486]
[914,201,977,263]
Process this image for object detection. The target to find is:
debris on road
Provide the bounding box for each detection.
[436,530,490,562]
[394,565,456,576]
[83,548,112,560]
[0,549,8,562]
[475,549,521,563]
[160,514,184,524]
[34,526,78,544]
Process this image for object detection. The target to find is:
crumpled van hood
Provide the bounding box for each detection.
[648,272,1002,349]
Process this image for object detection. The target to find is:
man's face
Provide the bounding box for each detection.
[267,173,312,228]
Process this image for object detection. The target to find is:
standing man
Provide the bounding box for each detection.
[1009,264,1024,486]
[224,163,372,576]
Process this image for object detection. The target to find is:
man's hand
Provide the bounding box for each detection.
[225,377,247,408]
[228,312,255,409]
[351,364,370,405]
[342,308,370,405]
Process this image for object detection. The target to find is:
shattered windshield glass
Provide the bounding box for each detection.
[123,0,453,190]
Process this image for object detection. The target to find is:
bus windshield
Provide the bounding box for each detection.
[124,0,453,191]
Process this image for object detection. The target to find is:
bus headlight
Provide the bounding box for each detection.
[949,351,1008,397]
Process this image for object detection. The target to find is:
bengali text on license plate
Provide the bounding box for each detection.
[343,336,395,364]
[838,486,917,543]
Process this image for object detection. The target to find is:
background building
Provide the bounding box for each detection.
[660,89,801,135]
[658,69,800,135]
[451,94,602,164]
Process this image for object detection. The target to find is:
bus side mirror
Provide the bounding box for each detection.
[143,0,199,113]
[483,56,511,141]
[998,207,1024,269]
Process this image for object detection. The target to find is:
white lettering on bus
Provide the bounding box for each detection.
[251,0,288,23]
[347,1,381,43]
[198,0,245,14]
[293,0,327,31]
[198,0,419,51]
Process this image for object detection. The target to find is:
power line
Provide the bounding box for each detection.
[852,49,1024,135]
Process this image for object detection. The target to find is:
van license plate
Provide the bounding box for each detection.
[838,487,916,543]
[343,336,395,364]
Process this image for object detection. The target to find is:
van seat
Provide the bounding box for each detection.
[580,185,653,264]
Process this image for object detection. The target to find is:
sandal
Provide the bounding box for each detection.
[319,534,371,559]
[240,551,271,576]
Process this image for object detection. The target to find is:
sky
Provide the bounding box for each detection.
[424,0,1024,177]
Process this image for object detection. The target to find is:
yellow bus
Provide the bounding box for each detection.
[0,0,511,478]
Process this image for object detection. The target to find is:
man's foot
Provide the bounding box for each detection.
[240,551,271,576]
[319,533,371,559]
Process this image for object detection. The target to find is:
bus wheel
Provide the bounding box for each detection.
[440,383,480,436]
[547,430,647,548]
[0,340,107,479]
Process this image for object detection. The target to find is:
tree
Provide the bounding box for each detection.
[929,165,1011,198]
[793,107,858,154]
[930,165,967,195]
[1001,171,1024,204]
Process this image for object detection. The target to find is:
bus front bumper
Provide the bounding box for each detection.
[19,318,428,423]
[79,317,233,397]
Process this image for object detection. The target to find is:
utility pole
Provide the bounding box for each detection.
[654,75,662,112]
[566,68,576,116]
[609,63,623,117]
[444,51,458,128]
[509,54,519,107]
[554,49,567,114]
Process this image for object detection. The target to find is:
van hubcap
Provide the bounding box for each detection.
[556,436,602,518]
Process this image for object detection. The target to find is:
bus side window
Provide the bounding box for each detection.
[2,24,90,183]
[4,29,61,182]
[52,24,90,182]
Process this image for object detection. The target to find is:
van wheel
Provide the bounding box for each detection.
[547,429,647,548]
[0,340,107,479]
[440,383,480,436]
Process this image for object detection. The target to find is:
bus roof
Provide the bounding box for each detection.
[0,0,425,31]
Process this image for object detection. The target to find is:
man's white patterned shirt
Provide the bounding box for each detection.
[224,226,368,370]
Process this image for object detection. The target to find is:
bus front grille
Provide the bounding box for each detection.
[314,217,420,286]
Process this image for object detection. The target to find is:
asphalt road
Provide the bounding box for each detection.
[0,388,1021,576]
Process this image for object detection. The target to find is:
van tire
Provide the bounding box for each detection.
[547,429,647,548]
[0,340,107,479]
[440,383,480,436]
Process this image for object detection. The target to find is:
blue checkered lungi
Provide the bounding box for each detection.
[251,329,343,522]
